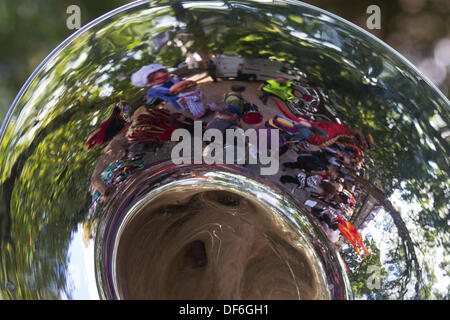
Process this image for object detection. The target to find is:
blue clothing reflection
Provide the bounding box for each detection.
[146,78,183,110]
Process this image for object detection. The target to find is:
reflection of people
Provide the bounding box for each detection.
[283,148,340,172]
[255,115,311,157]
[131,63,183,110]
[280,172,337,202]
[224,85,247,114]
[269,115,313,144]
[127,107,181,143]
[86,105,128,151]
[258,77,295,104]
[207,59,217,82]
[169,80,206,118]
[306,120,371,150]
[90,129,129,201]
[170,113,195,135]
[323,222,340,243]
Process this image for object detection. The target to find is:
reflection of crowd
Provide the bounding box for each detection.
[86,62,373,256]
[280,140,366,242]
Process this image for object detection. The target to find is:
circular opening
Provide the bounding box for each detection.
[114,187,326,300]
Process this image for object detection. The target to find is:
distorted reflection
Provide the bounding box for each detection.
[0,0,448,300]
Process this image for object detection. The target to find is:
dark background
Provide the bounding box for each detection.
[0,0,449,121]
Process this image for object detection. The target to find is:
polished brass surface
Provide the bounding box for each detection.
[0,0,448,300]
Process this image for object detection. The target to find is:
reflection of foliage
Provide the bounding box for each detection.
[340,238,389,300]
[0,0,132,122]
[0,98,104,298]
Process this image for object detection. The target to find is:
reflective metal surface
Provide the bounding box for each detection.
[0,0,448,300]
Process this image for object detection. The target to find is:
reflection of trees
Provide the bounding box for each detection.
[0,9,165,298]
[349,173,422,298]
[161,1,448,299]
